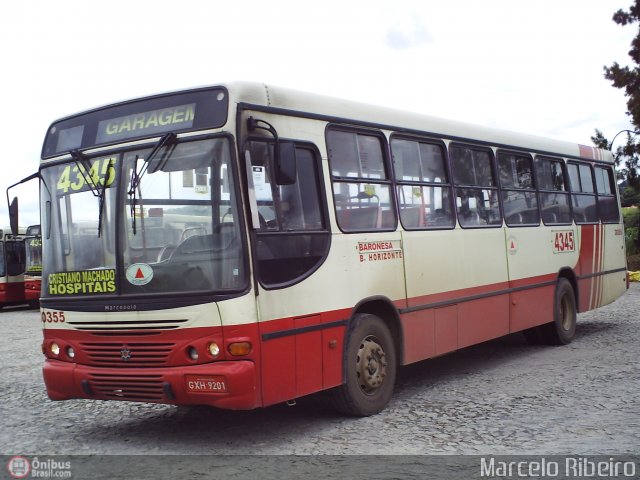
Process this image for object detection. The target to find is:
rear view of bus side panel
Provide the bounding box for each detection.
[575,224,627,313]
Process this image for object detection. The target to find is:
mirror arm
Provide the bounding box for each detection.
[6,172,40,235]
[247,117,279,143]
[247,117,297,185]
[247,117,280,163]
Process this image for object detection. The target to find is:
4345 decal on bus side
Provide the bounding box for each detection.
[552,230,575,254]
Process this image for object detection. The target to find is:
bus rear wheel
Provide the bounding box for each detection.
[539,278,577,345]
[330,313,396,416]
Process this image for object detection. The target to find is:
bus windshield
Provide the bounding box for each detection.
[25,236,42,276]
[0,241,5,277]
[4,240,26,276]
[40,136,246,298]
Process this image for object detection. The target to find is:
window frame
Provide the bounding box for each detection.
[594,165,620,224]
[449,142,502,229]
[326,125,397,233]
[390,134,455,231]
[497,149,540,227]
[245,137,332,290]
[533,155,573,226]
[567,161,599,224]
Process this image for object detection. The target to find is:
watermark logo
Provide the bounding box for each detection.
[7,456,31,479]
[6,456,72,478]
[480,456,638,478]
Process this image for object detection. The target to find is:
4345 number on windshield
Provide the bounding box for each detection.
[56,157,117,194]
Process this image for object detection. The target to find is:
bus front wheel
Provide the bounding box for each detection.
[330,313,396,416]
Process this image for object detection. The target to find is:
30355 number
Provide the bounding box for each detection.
[41,311,66,323]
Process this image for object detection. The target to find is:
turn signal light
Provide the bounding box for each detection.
[227,342,251,356]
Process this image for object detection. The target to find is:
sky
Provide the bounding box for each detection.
[1,0,637,227]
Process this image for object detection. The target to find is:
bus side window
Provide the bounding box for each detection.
[568,162,598,224]
[595,166,619,223]
[391,137,454,230]
[246,141,330,287]
[534,156,572,225]
[498,151,540,227]
[327,128,396,232]
[450,144,501,228]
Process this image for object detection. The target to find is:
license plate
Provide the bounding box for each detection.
[185,375,227,393]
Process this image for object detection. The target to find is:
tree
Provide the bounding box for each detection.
[592,128,639,188]
[605,1,640,127]
[596,1,640,191]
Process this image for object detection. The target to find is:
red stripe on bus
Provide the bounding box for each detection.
[42,263,620,408]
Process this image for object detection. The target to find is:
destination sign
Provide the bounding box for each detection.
[96,103,195,144]
[42,87,228,159]
[48,269,116,295]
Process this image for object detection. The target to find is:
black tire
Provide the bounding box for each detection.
[539,278,577,345]
[330,314,396,416]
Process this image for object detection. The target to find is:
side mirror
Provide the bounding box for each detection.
[275,141,297,185]
[9,197,19,235]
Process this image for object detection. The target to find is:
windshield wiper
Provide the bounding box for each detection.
[97,158,114,237]
[128,133,176,235]
[70,150,107,237]
[70,150,101,197]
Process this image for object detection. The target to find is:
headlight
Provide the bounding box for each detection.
[187,346,199,361]
[207,342,220,357]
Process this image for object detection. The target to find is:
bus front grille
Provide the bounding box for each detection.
[80,342,176,367]
[87,373,165,401]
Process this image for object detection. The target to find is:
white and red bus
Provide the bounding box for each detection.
[0,227,26,308]
[11,83,627,415]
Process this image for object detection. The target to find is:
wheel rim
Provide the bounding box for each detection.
[356,335,388,395]
[560,293,575,331]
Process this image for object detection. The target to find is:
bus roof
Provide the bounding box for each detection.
[44,81,613,164]
[227,82,613,163]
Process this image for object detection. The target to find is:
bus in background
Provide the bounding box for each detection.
[0,227,26,308]
[9,82,627,416]
[24,224,42,306]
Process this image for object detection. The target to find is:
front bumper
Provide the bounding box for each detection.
[43,359,259,410]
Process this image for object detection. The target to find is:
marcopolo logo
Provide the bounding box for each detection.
[7,456,72,479]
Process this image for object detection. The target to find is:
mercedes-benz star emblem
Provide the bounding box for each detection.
[120,348,132,361]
